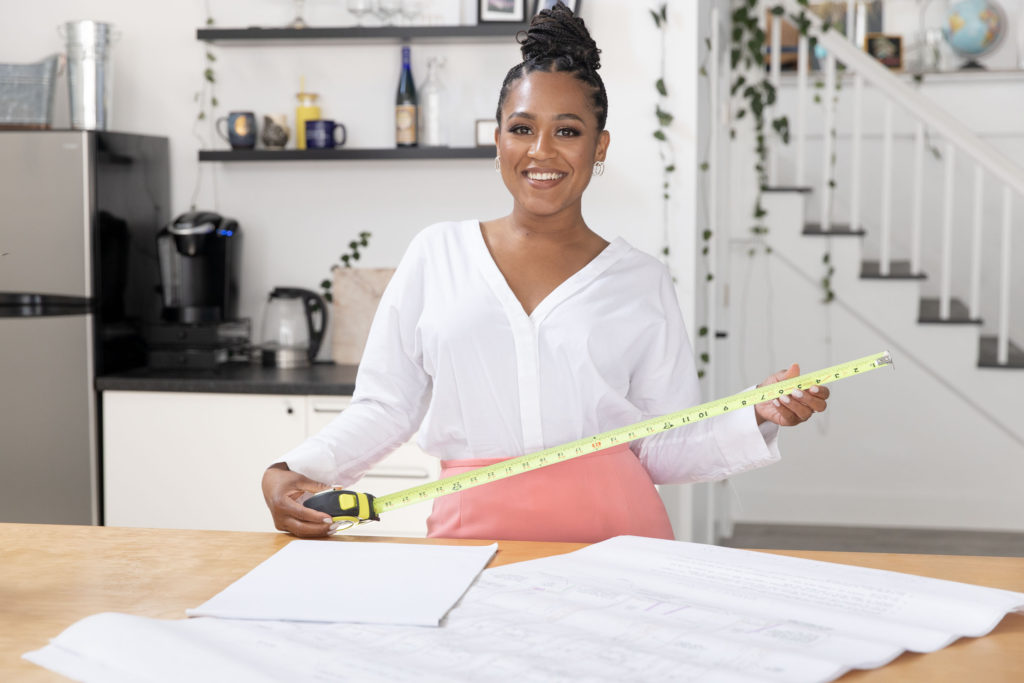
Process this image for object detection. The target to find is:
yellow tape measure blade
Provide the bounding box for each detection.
[369,350,894,517]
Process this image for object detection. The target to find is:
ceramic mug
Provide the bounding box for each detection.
[305,119,347,149]
[216,111,257,150]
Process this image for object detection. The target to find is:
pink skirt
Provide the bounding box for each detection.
[426,443,675,543]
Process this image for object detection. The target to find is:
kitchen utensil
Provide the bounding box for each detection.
[260,287,326,368]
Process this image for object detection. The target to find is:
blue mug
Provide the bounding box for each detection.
[305,119,348,149]
[216,111,257,150]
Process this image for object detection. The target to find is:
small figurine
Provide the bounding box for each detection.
[261,114,290,149]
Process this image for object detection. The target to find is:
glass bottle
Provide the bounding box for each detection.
[294,87,321,150]
[395,46,417,147]
[418,57,446,147]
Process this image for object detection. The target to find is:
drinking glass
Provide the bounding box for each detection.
[289,0,308,28]
[347,0,373,26]
[399,0,423,26]
[375,0,402,25]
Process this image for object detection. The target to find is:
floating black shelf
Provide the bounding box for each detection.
[198,146,496,162]
[197,24,527,44]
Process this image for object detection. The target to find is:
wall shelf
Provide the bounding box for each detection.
[197,24,527,45]
[198,146,496,162]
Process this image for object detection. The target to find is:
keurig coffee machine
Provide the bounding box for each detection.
[147,211,249,368]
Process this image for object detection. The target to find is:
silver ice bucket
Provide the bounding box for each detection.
[0,54,61,128]
[60,20,116,130]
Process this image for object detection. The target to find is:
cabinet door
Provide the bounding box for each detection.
[307,397,439,538]
[103,391,306,532]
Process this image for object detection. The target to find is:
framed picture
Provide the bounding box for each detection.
[475,119,496,147]
[534,0,581,15]
[478,0,526,23]
[865,33,903,70]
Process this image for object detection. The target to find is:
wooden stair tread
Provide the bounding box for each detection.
[860,260,927,279]
[803,223,865,236]
[918,298,982,324]
[979,336,1024,369]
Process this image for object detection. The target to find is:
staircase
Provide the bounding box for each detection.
[704,1,1024,534]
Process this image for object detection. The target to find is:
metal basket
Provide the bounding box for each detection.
[0,54,61,128]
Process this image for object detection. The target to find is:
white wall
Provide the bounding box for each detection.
[1,0,698,348]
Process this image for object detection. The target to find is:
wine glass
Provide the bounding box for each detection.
[347,0,373,26]
[375,0,402,25]
[289,0,308,29]
[399,0,423,26]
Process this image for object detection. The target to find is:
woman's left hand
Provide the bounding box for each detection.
[754,363,830,427]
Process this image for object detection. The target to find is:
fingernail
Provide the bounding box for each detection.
[773,399,781,407]
[780,395,791,404]
[322,517,332,524]
[792,389,804,398]
[810,386,820,394]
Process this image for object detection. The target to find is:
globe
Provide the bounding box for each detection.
[942,0,1007,67]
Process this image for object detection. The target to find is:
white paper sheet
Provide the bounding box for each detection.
[25,536,1024,683]
[187,540,497,626]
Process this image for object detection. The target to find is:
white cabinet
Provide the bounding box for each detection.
[103,391,437,536]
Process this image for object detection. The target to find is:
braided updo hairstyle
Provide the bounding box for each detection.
[496,2,608,131]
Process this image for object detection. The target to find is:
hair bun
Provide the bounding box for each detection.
[518,3,600,72]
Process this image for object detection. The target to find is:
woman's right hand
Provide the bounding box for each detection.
[261,462,334,538]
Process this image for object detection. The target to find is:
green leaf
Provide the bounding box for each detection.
[705,38,711,51]
[699,162,709,171]
[320,279,332,289]
[771,6,784,15]
[649,9,662,27]
[665,164,676,173]
[703,229,712,241]
[197,111,205,120]
[655,78,667,97]
[662,246,670,256]
[700,353,710,363]
[706,273,714,282]
[653,130,667,141]
[656,106,674,127]
[211,97,218,107]
[341,254,351,265]
[349,241,359,249]
[324,292,333,303]
[660,4,667,21]
[206,52,216,62]
[699,326,709,337]
[206,16,214,25]
[204,68,215,83]
[823,252,830,263]
[698,369,705,379]
[699,66,707,77]
[703,246,709,255]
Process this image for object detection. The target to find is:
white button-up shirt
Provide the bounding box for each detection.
[282,220,779,486]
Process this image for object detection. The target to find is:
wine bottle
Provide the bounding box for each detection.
[395,46,418,147]
[419,57,446,147]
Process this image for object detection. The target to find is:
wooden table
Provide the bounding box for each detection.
[2,523,1021,682]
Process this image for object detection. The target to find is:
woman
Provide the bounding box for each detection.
[262,4,828,542]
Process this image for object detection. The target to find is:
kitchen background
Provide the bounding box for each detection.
[1,0,702,352]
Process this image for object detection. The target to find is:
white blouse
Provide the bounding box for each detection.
[281,220,780,486]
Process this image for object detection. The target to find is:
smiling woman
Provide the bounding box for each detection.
[262,3,831,545]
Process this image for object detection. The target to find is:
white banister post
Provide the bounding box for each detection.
[910,122,924,275]
[708,3,720,396]
[795,34,809,186]
[880,101,894,275]
[998,185,1013,364]
[969,164,984,320]
[849,72,863,235]
[820,52,836,231]
[940,142,956,320]
[769,6,781,186]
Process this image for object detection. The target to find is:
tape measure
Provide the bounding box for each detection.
[305,350,894,528]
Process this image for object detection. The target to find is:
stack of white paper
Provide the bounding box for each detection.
[25,536,1024,683]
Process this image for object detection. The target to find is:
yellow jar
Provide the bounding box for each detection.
[295,91,321,150]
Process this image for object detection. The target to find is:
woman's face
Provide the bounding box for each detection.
[496,70,610,223]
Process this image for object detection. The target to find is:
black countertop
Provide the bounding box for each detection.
[96,362,358,395]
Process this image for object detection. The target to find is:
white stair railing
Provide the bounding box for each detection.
[757,0,1024,365]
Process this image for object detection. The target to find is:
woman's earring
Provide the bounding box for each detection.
[593,160,605,177]
[494,156,501,173]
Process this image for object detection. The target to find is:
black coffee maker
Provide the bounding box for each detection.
[156,211,239,323]
[147,211,248,368]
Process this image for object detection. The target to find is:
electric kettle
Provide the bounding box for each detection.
[260,287,326,368]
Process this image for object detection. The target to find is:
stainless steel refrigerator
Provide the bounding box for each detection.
[0,130,169,524]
